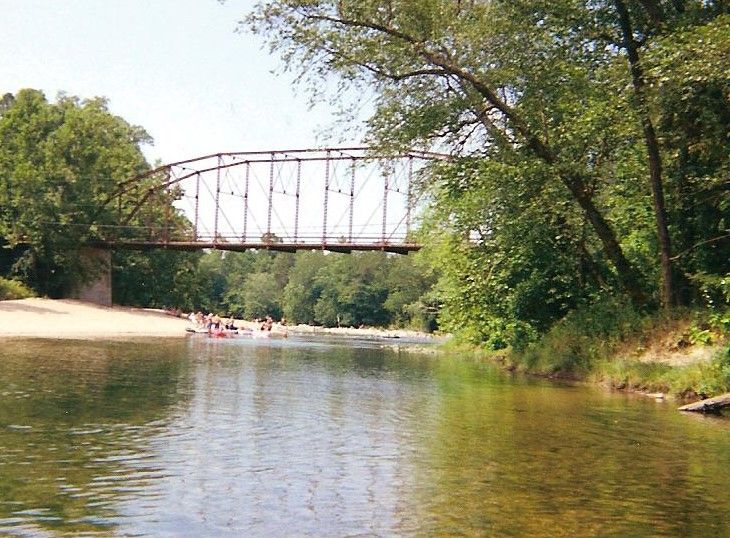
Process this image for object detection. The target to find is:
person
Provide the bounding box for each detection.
[225,316,238,330]
[260,315,273,331]
[211,313,221,330]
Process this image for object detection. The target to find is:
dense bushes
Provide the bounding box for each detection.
[0,277,35,300]
[518,298,646,375]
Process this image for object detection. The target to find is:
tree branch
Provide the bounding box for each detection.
[308,12,555,162]
[671,234,730,261]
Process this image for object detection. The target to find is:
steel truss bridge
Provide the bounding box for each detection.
[93,147,448,254]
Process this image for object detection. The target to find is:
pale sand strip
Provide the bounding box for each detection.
[0,298,444,341]
[0,298,189,339]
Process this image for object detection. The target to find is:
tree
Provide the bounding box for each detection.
[382,251,438,327]
[313,253,391,327]
[0,89,182,297]
[282,251,328,324]
[112,249,203,310]
[239,272,283,319]
[642,12,730,304]
[608,0,675,307]
[244,0,729,335]
[244,0,649,304]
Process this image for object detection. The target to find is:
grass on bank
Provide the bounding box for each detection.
[0,277,35,300]
[593,348,730,399]
[446,298,730,400]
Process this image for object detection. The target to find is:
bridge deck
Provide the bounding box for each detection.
[91,240,422,255]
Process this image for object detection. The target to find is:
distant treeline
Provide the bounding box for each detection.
[113,249,439,330]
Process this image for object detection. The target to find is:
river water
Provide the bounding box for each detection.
[0,336,727,537]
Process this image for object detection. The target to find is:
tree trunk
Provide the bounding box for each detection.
[564,173,647,304]
[678,393,730,414]
[320,13,650,305]
[614,0,675,308]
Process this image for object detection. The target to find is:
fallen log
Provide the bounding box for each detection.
[678,393,730,414]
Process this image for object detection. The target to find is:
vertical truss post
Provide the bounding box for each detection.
[163,189,170,244]
[382,165,389,244]
[243,162,250,242]
[214,154,221,244]
[322,150,331,247]
[194,172,200,240]
[117,194,122,241]
[267,152,274,238]
[406,156,413,241]
[294,159,301,242]
[349,158,355,243]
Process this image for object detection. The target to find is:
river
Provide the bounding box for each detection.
[0,336,728,536]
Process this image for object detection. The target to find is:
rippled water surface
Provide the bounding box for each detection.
[0,336,728,536]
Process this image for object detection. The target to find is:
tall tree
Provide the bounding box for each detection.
[244,0,729,317]
[611,0,675,307]
[244,0,648,303]
[0,89,192,300]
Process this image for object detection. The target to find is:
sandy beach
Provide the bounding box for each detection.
[0,298,190,339]
[0,298,443,341]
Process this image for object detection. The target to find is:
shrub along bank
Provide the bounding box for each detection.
[0,277,35,300]
[449,300,730,401]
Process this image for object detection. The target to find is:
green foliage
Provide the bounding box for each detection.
[237,272,283,319]
[0,277,35,300]
[245,0,729,345]
[160,249,437,329]
[312,253,391,327]
[0,89,193,301]
[420,158,593,349]
[690,272,730,309]
[520,297,645,375]
[282,251,327,324]
[111,250,202,310]
[685,307,730,346]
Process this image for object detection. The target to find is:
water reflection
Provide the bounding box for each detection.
[0,339,187,535]
[0,337,728,536]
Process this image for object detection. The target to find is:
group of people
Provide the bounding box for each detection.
[188,311,238,332]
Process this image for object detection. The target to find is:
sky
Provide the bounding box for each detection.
[0,0,361,165]
[0,1,422,243]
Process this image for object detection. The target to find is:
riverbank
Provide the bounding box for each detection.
[449,307,730,403]
[2,298,725,405]
[0,298,442,342]
[0,298,190,339]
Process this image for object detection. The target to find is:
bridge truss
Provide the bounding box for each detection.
[99,147,448,254]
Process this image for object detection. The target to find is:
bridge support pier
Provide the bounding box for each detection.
[69,248,112,306]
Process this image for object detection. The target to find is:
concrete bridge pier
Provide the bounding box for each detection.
[69,248,112,306]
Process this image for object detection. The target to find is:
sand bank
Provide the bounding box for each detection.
[0,298,189,339]
[0,298,444,342]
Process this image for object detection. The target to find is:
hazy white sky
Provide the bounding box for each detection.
[0,0,359,165]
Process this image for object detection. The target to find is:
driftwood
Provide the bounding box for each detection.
[678,393,730,414]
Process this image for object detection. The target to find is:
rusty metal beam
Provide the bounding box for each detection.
[89,240,421,255]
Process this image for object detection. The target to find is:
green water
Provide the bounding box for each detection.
[0,336,728,536]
